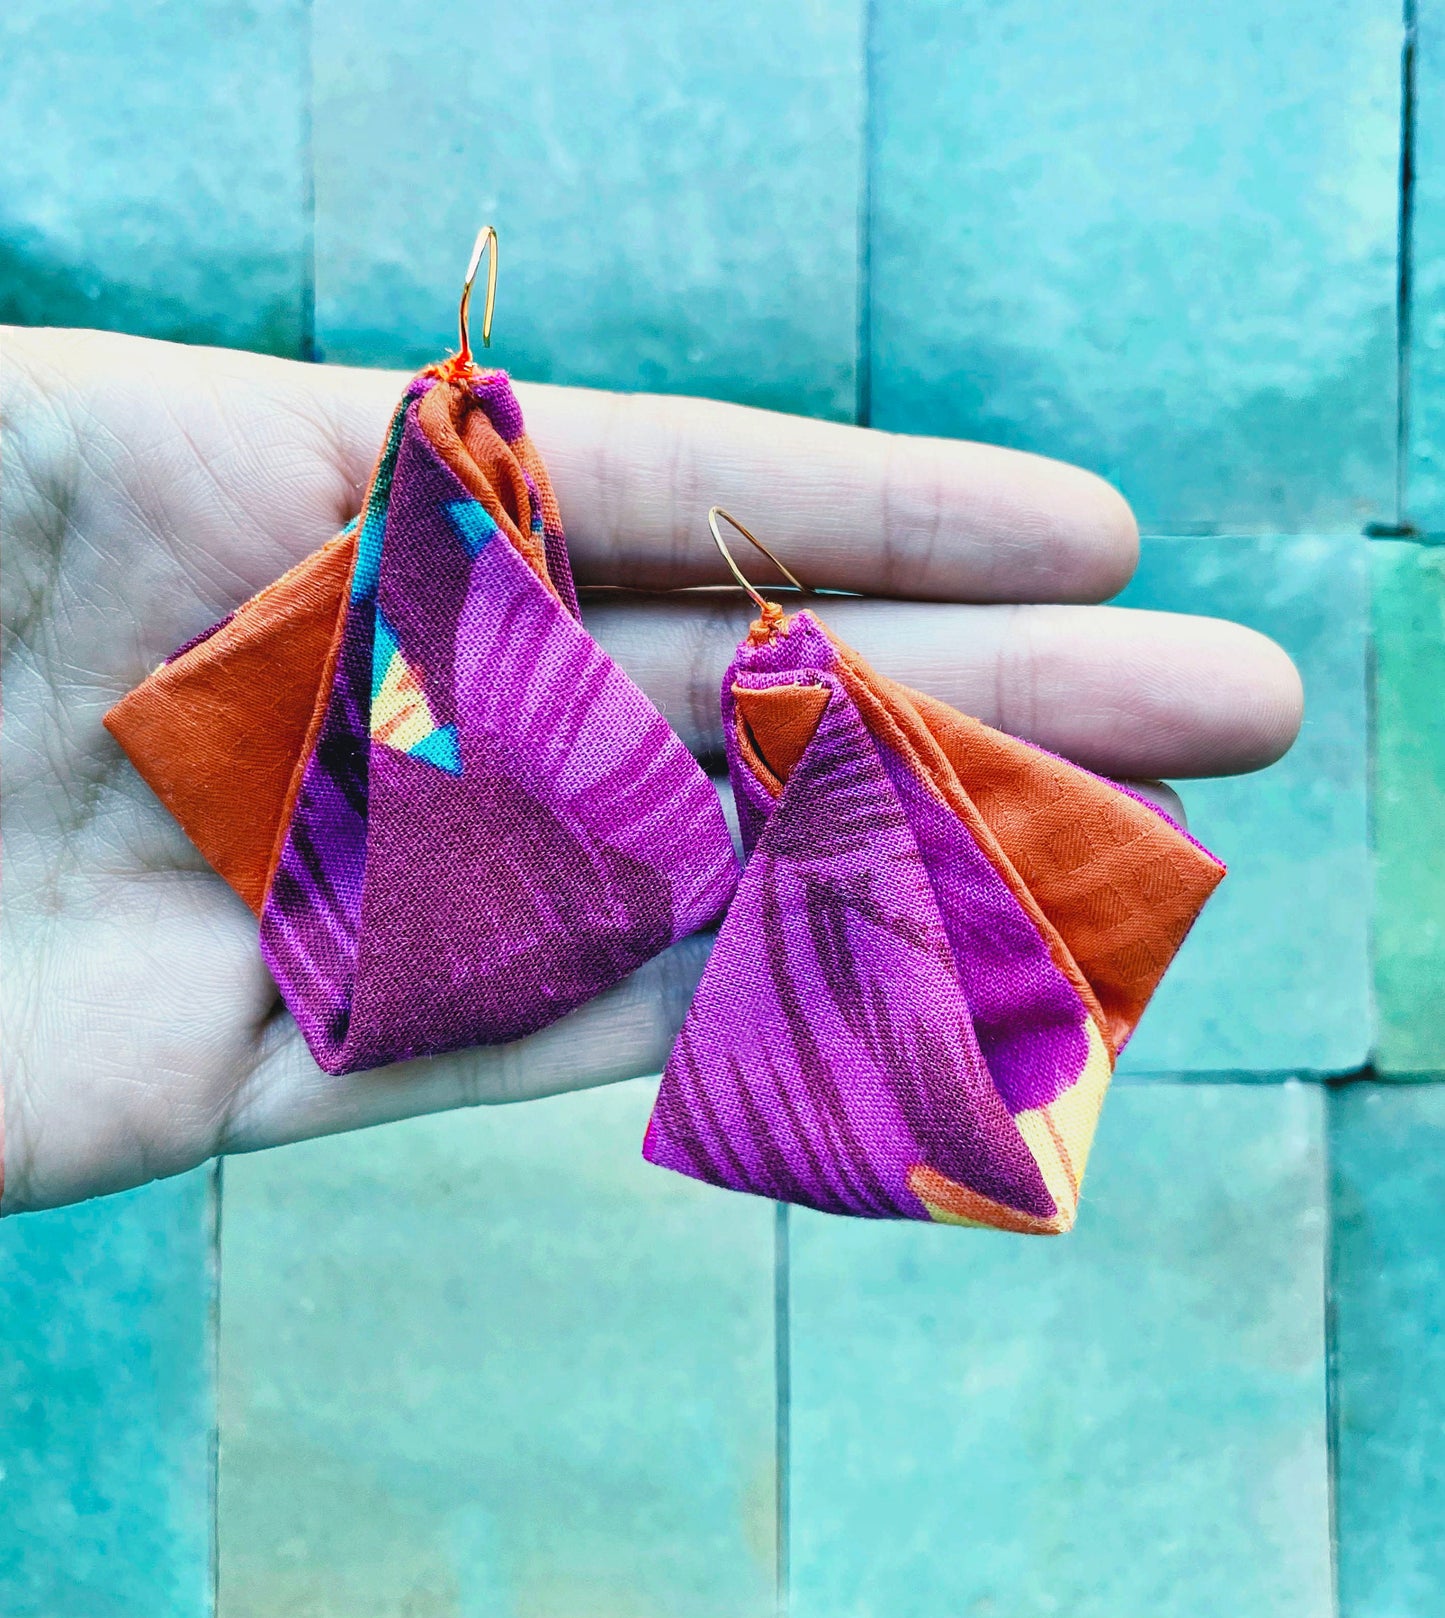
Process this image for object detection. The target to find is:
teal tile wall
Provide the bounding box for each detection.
[1115,537,1371,1074]
[0,1169,217,1617]
[3,0,1444,1611]
[1411,0,1445,530]
[0,0,308,353]
[217,1085,777,1618]
[311,0,866,418]
[866,0,1401,533]
[789,1084,1332,1618]
[1331,1083,1445,1616]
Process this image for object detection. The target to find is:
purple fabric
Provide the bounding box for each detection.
[726,610,1088,1114]
[646,669,1056,1221]
[876,739,1091,1114]
[165,608,236,664]
[259,379,738,1075]
[470,371,526,442]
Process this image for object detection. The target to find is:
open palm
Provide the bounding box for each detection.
[0,328,1302,1214]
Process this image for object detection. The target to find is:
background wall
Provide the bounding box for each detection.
[2,1,1443,1613]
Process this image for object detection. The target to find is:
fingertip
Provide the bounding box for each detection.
[962,449,1140,604]
[1236,626,1305,771]
[1022,461,1139,603]
[1117,779,1188,828]
[1171,616,1304,775]
[1077,473,1140,601]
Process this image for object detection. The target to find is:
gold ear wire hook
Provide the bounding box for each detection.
[457,224,499,367]
[707,507,810,613]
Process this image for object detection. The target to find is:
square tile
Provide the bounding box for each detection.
[1115,536,1371,1073]
[788,1083,1332,1618]
[1408,0,1445,531]
[1330,1081,1445,1616]
[218,1081,777,1617]
[313,0,866,417]
[0,1168,217,1618]
[868,0,1400,532]
[1372,541,1445,1072]
[0,0,308,354]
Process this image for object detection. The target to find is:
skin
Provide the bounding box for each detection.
[0,328,1303,1214]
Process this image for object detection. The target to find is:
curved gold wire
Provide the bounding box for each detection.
[707,507,810,613]
[457,224,499,364]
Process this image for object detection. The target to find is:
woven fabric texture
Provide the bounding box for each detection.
[644,610,1225,1233]
[105,370,739,1075]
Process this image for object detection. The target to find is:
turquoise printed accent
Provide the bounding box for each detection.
[447,499,499,557]
[351,506,386,603]
[371,609,400,703]
[408,724,462,775]
[350,403,407,603]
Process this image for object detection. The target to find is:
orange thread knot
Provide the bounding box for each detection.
[747,602,788,645]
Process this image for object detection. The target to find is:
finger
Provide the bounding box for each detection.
[218,934,714,1156]
[305,358,1140,603]
[515,383,1139,601]
[1116,780,1189,826]
[581,594,1304,779]
[16,332,1134,620]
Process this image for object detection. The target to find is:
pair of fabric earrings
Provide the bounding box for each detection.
[108,229,1224,1234]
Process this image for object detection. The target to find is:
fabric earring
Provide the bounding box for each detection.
[643,512,1224,1234]
[105,231,738,1075]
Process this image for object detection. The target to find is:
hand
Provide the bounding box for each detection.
[0,328,1302,1213]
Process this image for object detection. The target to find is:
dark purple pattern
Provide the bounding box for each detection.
[646,672,1056,1221]
[877,740,1091,1114]
[165,609,236,664]
[260,381,737,1074]
[470,371,526,441]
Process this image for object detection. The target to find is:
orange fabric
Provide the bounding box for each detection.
[733,682,831,796]
[416,381,556,596]
[907,687,1225,1050]
[513,436,565,545]
[908,1163,1071,1236]
[104,377,575,916]
[104,534,354,914]
[820,629,1111,1046]
[814,620,1224,1052]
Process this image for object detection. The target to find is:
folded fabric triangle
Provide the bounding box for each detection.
[645,610,1224,1232]
[106,370,739,1074]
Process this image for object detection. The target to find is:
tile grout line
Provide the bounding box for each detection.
[208,1157,224,1618]
[854,0,877,430]
[1322,1086,1343,1618]
[774,1200,791,1618]
[1396,0,1417,530]
[301,0,317,364]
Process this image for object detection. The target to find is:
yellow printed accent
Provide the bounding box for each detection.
[1013,1017,1113,1230]
[919,1200,996,1231]
[372,651,437,751]
[908,1163,1075,1236]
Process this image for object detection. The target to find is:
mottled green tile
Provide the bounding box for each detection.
[789,1083,1331,1618]
[0,1168,217,1617]
[1373,541,1445,1072]
[1410,0,1445,530]
[1115,536,1370,1073]
[869,0,1400,532]
[312,0,865,416]
[218,1081,776,1617]
[0,0,307,353]
[1331,1081,1445,1616]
